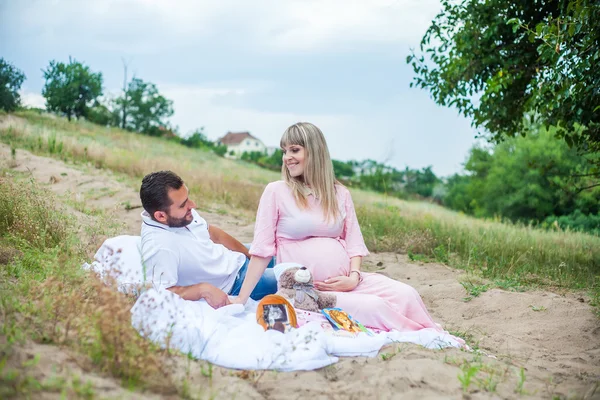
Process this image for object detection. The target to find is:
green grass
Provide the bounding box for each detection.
[355,201,599,300]
[0,110,598,398]
[444,353,507,394]
[460,281,490,302]
[0,172,183,397]
[1,111,599,305]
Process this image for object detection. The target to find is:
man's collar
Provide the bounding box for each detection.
[141,209,200,231]
[141,210,180,231]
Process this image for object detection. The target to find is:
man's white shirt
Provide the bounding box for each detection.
[140,209,246,292]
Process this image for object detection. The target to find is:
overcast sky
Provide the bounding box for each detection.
[0,0,481,176]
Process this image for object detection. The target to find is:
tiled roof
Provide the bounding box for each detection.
[218,131,260,145]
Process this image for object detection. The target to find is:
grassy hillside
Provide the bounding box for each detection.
[2,110,598,296]
[1,110,599,396]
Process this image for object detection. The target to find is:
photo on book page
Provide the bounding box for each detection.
[264,304,288,326]
[256,294,298,333]
[322,308,373,336]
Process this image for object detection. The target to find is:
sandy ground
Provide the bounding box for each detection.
[1,143,599,399]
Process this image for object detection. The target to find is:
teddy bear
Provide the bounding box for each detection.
[276,266,336,312]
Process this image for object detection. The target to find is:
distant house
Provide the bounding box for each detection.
[217,131,266,158]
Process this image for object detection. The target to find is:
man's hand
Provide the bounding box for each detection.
[314,275,359,292]
[167,282,230,307]
[202,285,231,309]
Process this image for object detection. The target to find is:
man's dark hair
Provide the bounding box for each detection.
[140,170,184,217]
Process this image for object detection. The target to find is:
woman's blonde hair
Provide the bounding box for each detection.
[280,122,340,222]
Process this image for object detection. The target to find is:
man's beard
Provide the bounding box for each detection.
[165,213,193,228]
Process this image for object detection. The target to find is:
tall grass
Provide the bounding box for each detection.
[5,111,276,212]
[0,175,180,397]
[357,202,599,290]
[1,111,599,297]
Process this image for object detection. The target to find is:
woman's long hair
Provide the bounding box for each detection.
[280,122,340,222]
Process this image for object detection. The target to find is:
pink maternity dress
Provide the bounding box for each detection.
[249,181,444,332]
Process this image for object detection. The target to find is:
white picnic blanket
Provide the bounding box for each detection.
[86,235,464,371]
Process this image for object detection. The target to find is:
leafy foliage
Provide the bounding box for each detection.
[114,78,173,136]
[42,58,103,121]
[180,128,212,148]
[0,58,26,112]
[332,159,355,179]
[544,210,600,235]
[86,102,119,126]
[444,128,600,233]
[403,166,440,198]
[241,149,283,171]
[348,160,440,199]
[180,128,228,156]
[408,0,600,164]
[259,148,284,170]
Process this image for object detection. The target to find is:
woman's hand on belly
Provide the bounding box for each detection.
[314,274,359,292]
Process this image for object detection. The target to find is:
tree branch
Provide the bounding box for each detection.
[574,182,600,194]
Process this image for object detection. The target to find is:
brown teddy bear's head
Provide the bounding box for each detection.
[277,266,313,289]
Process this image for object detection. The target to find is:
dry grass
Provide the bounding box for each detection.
[4,111,275,212]
[0,173,193,397]
[1,111,599,296]
[34,274,172,390]
[0,111,598,398]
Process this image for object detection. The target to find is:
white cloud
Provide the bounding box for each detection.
[7,0,440,54]
[159,83,352,146]
[159,82,476,176]
[20,91,46,109]
[263,0,441,51]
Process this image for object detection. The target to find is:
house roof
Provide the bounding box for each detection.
[218,131,260,145]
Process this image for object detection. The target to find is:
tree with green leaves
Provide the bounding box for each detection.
[241,150,265,162]
[444,128,600,232]
[408,0,599,180]
[402,166,440,198]
[444,147,493,216]
[86,102,120,126]
[181,128,213,148]
[0,58,26,112]
[115,78,173,136]
[42,58,103,120]
[332,159,355,179]
[353,159,402,193]
[257,149,283,170]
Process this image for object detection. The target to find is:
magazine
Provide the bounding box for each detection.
[320,321,359,338]
[321,308,373,336]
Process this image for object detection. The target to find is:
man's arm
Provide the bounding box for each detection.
[208,225,251,258]
[167,282,230,308]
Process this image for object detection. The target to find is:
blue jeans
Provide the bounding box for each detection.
[229,247,277,300]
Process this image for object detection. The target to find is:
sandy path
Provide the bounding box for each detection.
[1,143,598,399]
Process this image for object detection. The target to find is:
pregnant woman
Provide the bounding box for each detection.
[231,122,445,332]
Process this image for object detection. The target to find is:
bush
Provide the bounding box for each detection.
[544,211,600,235]
[180,129,213,149]
[240,150,264,162]
[86,103,119,126]
[213,143,228,157]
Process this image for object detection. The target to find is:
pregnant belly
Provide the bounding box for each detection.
[278,236,350,281]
